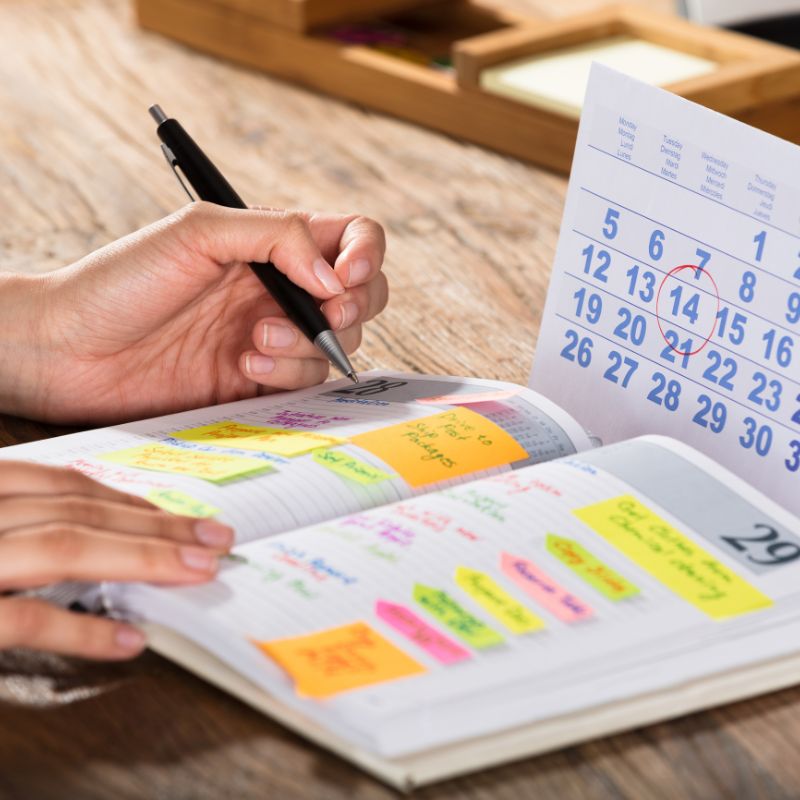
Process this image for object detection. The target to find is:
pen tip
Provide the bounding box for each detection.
[348,372,360,384]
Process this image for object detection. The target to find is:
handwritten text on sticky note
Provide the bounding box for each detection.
[256,621,425,698]
[375,601,470,664]
[547,534,639,601]
[312,449,394,484]
[146,488,221,518]
[455,567,544,634]
[172,420,343,457]
[351,408,528,488]
[575,495,772,619]
[101,444,274,483]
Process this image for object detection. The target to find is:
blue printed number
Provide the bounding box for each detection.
[659,330,692,370]
[762,329,794,368]
[561,330,593,367]
[739,417,773,456]
[695,247,711,271]
[603,208,620,239]
[573,288,603,324]
[753,230,767,262]
[787,440,800,473]
[626,265,656,303]
[716,307,747,345]
[647,372,681,411]
[693,394,727,433]
[702,350,737,391]
[748,372,783,412]
[603,351,638,388]
[669,285,701,325]
[613,308,647,345]
[787,292,800,325]
[739,271,757,303]
[581,244,610,283]
[793,393,800,425]
[649,229,665,261]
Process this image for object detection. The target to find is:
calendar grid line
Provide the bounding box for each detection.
[586,143,800,244]
[579,186,800,292]
[553,312,800,435]
[573,227,800,343]
[564,269,800,389]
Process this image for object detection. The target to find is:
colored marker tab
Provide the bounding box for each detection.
[575,495,772,619]
[416,389,520,405]
[375,600,470,664]
[500,552,593,623]
[146,488,221,518]
[256,621,425,698]
[351,407,528,488]
[100,443,274,484]
[312,449,394,485]
[172,420,343,457]
[413,583,504,649]
[455,567,544,634]
[547,534,639,601]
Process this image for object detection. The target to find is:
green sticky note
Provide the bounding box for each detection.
[546,534,639,600]
[146,488,221,518]
[312,449,394,485]
[413,583,504,649]
[455,567,544,634]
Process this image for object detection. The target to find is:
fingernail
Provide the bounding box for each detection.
[263,323,298,349]
[337,301,359,330]
[180,546,218,572]
[313,258,345,295]
[346,259,371,287]
[115,625,146,652]
[246,354,275,375]
[194,520,234,548]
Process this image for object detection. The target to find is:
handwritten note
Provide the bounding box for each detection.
[413,583,504,649]
[256,621,425,698]
[547,534,640,601]
[455,567,544,634]
[312,449,394,484]
[146,488,221,518]
[575,496,772,619]
[351,408,528,488]
[100,444,274,484]
[501,552,594,623]
[172,421,343,457]
[375,600,470,664]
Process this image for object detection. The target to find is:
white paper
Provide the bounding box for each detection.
[531,65,800,517]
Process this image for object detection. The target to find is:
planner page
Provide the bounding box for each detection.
[530,65,800,517]
[0,372,590,543]
[114,436,800,758]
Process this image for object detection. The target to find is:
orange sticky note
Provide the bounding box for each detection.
[256,621,426,698]
[350,408,528,488]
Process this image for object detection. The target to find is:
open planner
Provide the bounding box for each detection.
[3,65,800,790]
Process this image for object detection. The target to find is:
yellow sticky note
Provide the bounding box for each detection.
[256,621,425,698]
[101,444,274,484]
[455,567,544,634]
[350,408,528,488]
[172,420,343,457]
[312,449,394,484]
[146,488,221,518]
[575,495,772,619]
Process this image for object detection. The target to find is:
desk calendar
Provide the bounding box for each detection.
[532,65,800,518]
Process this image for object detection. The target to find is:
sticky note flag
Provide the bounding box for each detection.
[375,600,470,665]
[256,621,425,698]
[416,389,520,405]
[146,488,221,518]
[455,567,544,634]
[547,534,639,601]
[172,420,343,457]
[312,449,394,485]
[350,407,528,488]
[575,495,772,619]
[500,553,593,623]
[413,583,504,649]
[100,444,274,484]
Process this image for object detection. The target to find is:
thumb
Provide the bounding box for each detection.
[173,203,345,298]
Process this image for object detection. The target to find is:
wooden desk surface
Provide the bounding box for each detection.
[2,0,800,798]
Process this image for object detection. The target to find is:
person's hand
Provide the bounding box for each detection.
[0,461,232,659]
[0,203,388,423]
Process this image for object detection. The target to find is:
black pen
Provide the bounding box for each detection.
[148,104,358,384]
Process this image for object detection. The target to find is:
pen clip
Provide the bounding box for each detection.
[160,143,197,203]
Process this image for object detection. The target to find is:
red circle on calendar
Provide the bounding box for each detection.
[655,265,721,356]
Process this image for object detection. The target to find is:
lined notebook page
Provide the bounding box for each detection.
[0,372,591,542]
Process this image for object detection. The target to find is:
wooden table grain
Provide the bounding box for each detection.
[1,0,799,798]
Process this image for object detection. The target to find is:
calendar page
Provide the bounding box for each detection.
[531,65,800,517]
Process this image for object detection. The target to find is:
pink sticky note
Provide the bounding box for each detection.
[375,600,471,664]
[500,552,594,623]
[416,389,520,406]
